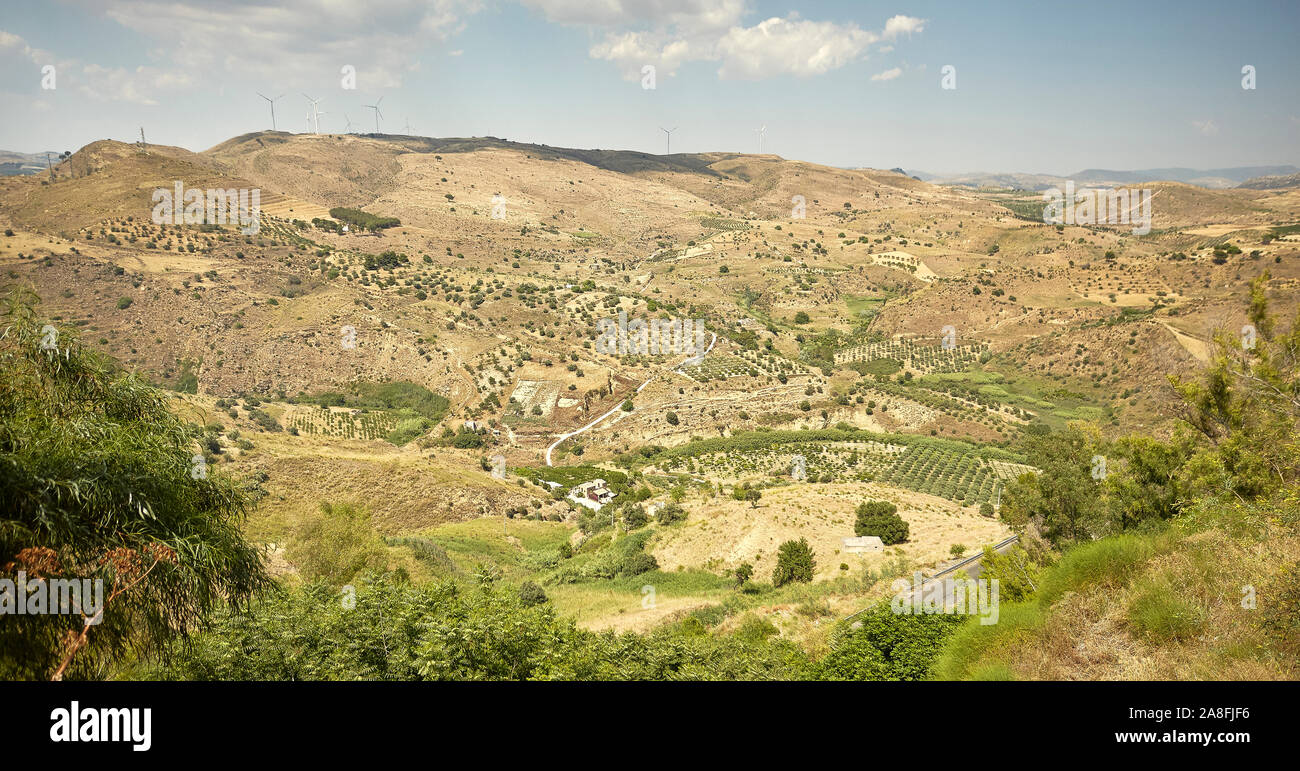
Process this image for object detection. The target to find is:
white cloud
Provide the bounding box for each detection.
[882,15,925,39]
[871,66,902,81]
[715,16,879,80]
[1193,118,1219,136]
[581,9,925,81]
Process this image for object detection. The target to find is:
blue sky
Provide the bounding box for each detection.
[2,0,1297,174]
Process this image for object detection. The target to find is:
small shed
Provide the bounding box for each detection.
[842,536,884,554]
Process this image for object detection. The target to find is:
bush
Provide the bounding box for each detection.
[1127,579,1205,642]
[288,502,387,586]
[854,501,909,544]
[654,502,686,525]
[619,551,658,577]
[622,504,648,529]
[823,603,971,681]
[518,581,548,607]
[772,538,815,587]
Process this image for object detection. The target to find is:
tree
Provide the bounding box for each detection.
[1000,425,1105,546]
[744,488,762,508]
[665,411,679,425]
[0,290,269,680]
[1170,271,1300,499]
[654,502,685,525]
[772,538,815,587]
[734,562,753,587]
[854,501,909,544]
[977,545,1040,602]
[622,503,648,529]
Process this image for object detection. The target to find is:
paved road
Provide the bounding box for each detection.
[841,535,1020,624]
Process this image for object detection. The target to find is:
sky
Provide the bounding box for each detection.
[2,0,1298,175]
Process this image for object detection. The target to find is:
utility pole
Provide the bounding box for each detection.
[45,152,53,181]
[138,127,148,154]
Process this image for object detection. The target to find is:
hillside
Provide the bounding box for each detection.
[2,130,1298,666]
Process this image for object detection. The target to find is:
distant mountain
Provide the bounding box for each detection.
[915,165,1300,191]
[0,150,58,177]
[1237,171,1300,189]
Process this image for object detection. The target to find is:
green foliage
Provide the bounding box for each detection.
[772,538,815,587]
[621,503,648,529]
[328,207,401,232]
[296,381,449,422]
[518,581,548,607]
[976,545,1040,603]
[0,290,269,680]
[1126,578,1205,642]
[1170,271,1300,499]
[1259,559,1300,658]
[854,501,909,544]
[654,502,685,525]
[287,502,387,586]
[818,604,965,680]
[1037,532,1171,607]
[150,575,813,681]
[386,416,431,446]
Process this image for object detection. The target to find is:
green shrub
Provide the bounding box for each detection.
[288,502,386,586]
[772,538,815,587]
[518,581,548,607]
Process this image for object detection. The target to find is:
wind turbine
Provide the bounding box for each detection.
[363,96,384,133]
[660,126,677,155]
[257,92,284,131]
[301,93,323,133]
[754,125,766,154]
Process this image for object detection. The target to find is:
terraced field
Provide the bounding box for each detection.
[286,405,405,441]
[680,348,809,382]
[836,339,988,375]
[647,431,1035,506]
